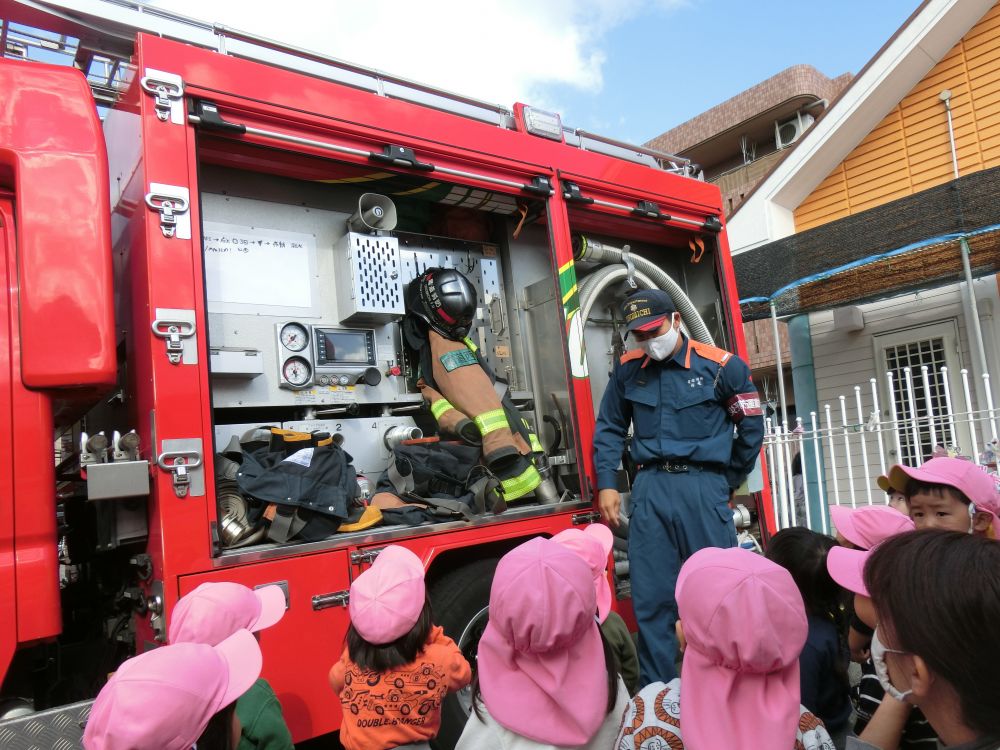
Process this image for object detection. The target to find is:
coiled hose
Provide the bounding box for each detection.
[574,234,714,345]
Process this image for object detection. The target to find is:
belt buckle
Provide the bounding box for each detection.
[664,462,688,473]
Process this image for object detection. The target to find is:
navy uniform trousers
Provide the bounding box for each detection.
[628,466,737,684]
[593,335,763,686]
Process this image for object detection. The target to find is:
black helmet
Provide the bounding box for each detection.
[405,267,478,340]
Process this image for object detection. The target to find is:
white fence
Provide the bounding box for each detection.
[763,365,1000,534]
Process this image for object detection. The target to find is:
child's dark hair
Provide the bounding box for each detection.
[347,596,434,671]
[196,702,237,750]
[904,478,972,505]
[469,626,620,722]
[865,530,1000,737]
[766,528,850,687]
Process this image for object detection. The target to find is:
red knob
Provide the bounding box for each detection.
[387,365,402,377]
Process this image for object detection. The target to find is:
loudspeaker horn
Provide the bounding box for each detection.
[348,193,397,233]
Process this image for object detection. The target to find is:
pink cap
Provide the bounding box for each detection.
[827,508,914,595]
[826,546,871,596]
[676,547,807,750]
[889,458,1000,534]
[477,537,608,746]
[83,629,262,750]
[169,582,287,645]
[552,524,614,621]
[830,505,913,550]
[349,545,426,644]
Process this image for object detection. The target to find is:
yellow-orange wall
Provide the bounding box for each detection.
[795,2,1000,231]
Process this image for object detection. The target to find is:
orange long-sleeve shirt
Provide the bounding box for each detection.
[330,626,472,750]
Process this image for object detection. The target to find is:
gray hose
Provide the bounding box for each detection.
[574,235,714,345]
[579,266,692,343]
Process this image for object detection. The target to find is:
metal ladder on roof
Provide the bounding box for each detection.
[2,0,695,174]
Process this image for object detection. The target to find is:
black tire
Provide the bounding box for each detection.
[428,557,499,750]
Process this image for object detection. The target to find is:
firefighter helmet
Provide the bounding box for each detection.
[406,268,477,341]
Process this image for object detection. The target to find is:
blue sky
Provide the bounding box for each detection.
[561,0,921,143]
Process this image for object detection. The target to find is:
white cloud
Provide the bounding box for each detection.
[151,0,684,115]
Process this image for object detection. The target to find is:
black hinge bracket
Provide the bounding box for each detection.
[562,182,594,204]
[191,99,246,134]
[522,176,553,196]
[702,215,723,233]
[370,145,435,171]
[633,200,669,220]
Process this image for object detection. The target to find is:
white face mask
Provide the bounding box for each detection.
[871,628,912,701]
[968,502,977,534]
[638,315,679,361]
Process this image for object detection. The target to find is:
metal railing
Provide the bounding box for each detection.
[764,365,1000,534]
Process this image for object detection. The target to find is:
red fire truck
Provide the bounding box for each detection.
[0,1,768,745]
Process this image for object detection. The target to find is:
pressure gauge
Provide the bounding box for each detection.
[279,322,309,352]
[282,357,312,387]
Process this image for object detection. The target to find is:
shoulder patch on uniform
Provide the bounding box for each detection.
[619,348,647,365]
[689,340,733,366]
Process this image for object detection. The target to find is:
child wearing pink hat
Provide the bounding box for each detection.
[860,531,1000,749]
[83,629,262,750]
[887,457,1000,537]
[457,537,628,750]
[615,547,834,750]
[875,473,908,513]
[169,582,293,750]
[826,511,936,749]
[830,504,915,664]
[552,524,639,695]
[329,545,471,750]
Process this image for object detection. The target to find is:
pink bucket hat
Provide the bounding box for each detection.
[169,581,287,645]
[477,537,608,746]
[349,545,426,644]
[83,629,262,750]
[552,524,614,621]
[676,547,807,750]
[827,511,914,595]
[830,505,913,550]
[889,457,1000,533]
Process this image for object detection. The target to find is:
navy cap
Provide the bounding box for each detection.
[621,289,676,332]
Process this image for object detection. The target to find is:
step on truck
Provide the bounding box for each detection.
[0,1,769,746]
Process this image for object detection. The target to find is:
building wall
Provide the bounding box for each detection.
[807,279,1000,505]
[795,2,1000,231]
[715,151,786,217]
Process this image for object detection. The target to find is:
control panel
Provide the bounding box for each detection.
[276,323,381,390]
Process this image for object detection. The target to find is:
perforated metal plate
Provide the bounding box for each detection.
[336,233,405,323]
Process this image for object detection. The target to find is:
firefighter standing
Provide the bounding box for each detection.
[594,289,764,685]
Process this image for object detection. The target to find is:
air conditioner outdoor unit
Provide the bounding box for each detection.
[775,112,815,149]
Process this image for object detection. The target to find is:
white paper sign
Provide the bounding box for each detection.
[203,222,317,313]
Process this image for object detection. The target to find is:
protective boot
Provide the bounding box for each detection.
[418,380,481,446]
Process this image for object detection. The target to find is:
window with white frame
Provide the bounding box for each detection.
[874,321,962,465]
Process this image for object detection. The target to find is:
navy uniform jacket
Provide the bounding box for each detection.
[594,334,764,492]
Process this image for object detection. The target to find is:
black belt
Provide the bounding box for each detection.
[643,460,725,474]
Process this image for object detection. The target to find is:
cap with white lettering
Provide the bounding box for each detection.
[621,289,676,332]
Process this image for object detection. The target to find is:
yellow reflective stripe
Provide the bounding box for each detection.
[430,398,454,420]
[500,464,541,500]
[528,433,543,453]
[474,409,509,436]
[463,337,479,353]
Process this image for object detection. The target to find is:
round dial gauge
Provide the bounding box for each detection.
[282,357,312,387]
[280,322,309,352]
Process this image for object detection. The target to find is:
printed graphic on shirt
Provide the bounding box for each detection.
[340,661,448,728]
